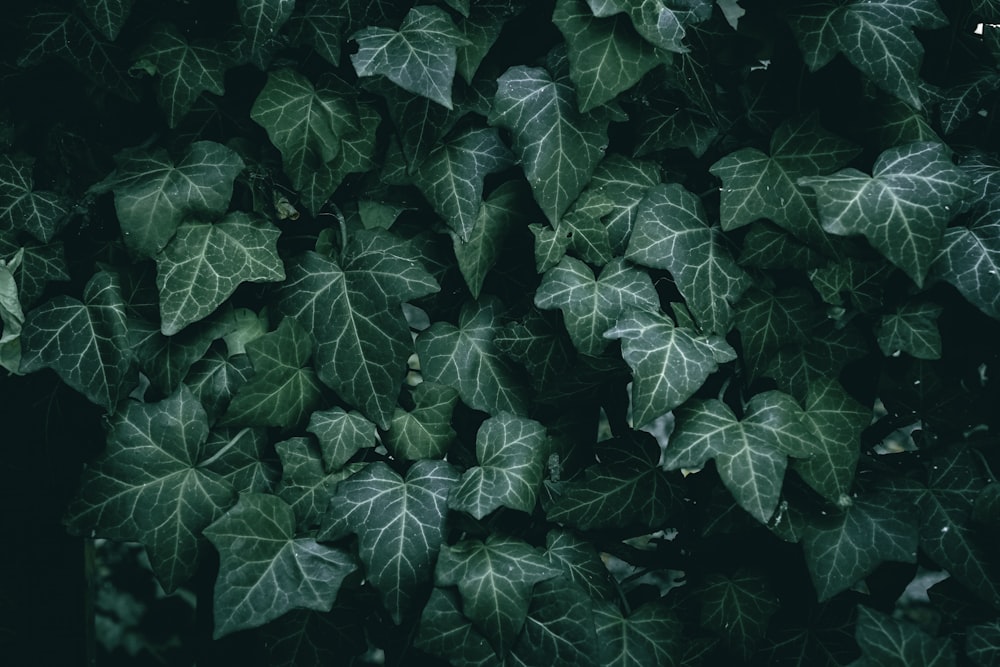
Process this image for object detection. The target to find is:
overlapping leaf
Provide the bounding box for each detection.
[237,0,295,68]
[604,310,736,428]
[627,182,752,333]
[854,605,957,666]
[593,601,681,667]
[632,102,718,159]
[734,286,819,378]
[0,236,69,308]
[489,65,609,225]
[0,155,70,243]
[65,386,235,592]
[452,180,528,298]
[274,437,364,529]
[384,382,459,460]
[800,141,972,286]
[586,0,713,53]
[306,406,376,471]
[129,317,220,394]
[415,588,499,667]
[587,155,660,253]
[966,621,1000,667]
[199,427,279,495]
[320,460,460,623]
[184,347,253,421]
[543,529,616,601]
[204,493,356,638]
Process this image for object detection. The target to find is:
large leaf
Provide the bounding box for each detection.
[101,141,245,259]
[384,382,459,460]
[931,195,1000,320]
[417,298,530,417]
[306,406,376,471]
[155,212,284,335]
[435,535,562,656]
[319,460,460,623]
[799,141,972,286]
[20,271,134,412]
[509,578,599,667]
[65,386,235,592]
[489,65,609,225]
[449,413,548,518]
[699,570,780,660]
[204,493,356,638]
[854,605,956,666]
[278,231,439,428]
[78,0,134,40]
[0,154,70,243]
[237,0,295,68]
[593,600,681,667]
[350,6,468,108]
[535,256,659,356]
[604,310,736,428]
[626,182,752,334]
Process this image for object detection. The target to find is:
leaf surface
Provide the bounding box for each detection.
[699,570,780,659]
[876,301,943,359]
[931,195,1000,320]
[0,155,70,243]
[593,601,681,667]
[452,180,527,298]
[79,0,134,40]
[274,437,364,529]
[509,578,599,667]
[306,406,376,471]
[237,0,295,67]
[415,588,499,667]
[854,605,956,666]
[384,382,459,460]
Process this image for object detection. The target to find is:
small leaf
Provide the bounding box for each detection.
[306,406,376,471]
[452,180,528,298]
[204,493,356,638]
[543,529,616,602]
[699,570,780,659]
[855,605,956,666]
[384,382,459,460]
[876,301,943,359]
[593,600,682,667]
[0,154,70,243]
[78,0,134,40]
[237,0,295,68]
[275,437,364,529]
[587,154,660,253]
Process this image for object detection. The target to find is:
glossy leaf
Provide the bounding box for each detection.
[0,155,70,243]
[0,237,69,308]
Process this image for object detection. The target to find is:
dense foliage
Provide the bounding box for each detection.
[2,0,1000,665]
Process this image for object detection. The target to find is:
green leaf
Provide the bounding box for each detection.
[593,600,681,667]
[699,570,780,659]
[854,605,956,666]
[733,286,819,378]
[320,460,460,623]
[489,65,609,225]
[199,427,279,495]
[65,386,235,592]
[587,154,660,254]
[78,0,134,40]
[411,126,514,241]
[966,621,1000,667]
[417,298,530,417]
[455,1,522,83]
[547,433,676,531]
[535,256,658,356]
[494,310,575,392]
[802,493,919,601]
[237,0,295,68]
[384,382,459,460]
[102,141,245,259]
[435,535,562,656]
[559,188,615,265]
[931,197,1000,320]
[764,326,868,403]
[221,318,324,428]
[261,608,367,667]
[587,0,713,53]
[129,317,219,395]
[626,182,752,334]
[809,257,893,313]
[204,493,356,638]
[0,154,70,243]
[415,588,500,667]
[184,348,253,422]
[20,271,134,412]
[554,0,664,113]
[529,223,572,273]
[800,142,972,286]
[285,1,346,65]
[0,237,69,308]
[604,310,736,428]
[133,24,230,128]
[350,6,468,108]
[632,102,718,159]
[452,180,528,298]
[274,437,364,529]
[306,406,376,471]
[509,578,599,667]
[449,413,548,518]
[739,223,827,271]
[543,529,616,602]
[155,212,284,335]
[940,71,1000,135]
[788,0,948,108]
[876,301,943,359]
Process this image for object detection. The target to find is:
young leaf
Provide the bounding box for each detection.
[593,600,682,667]
[799,141,972,286]
[350,6,468,108]
[155,212,284,336]
[489,65,609,225]
[78,0,134,41]
[20,271,134,412]
[604,310,736,428]
[509,578,599,667]
[65,386,236,592]
[237,0,295,68]
[221,317,324,428]
[931,197,1000,320]
[452,180,527,298]
[435,535,562,656]
[699,570,780,660]
[319,460,460,623]
[876,301,943,359]
[274,437,364,529]
[204,493,357,638]
[415,588,499,667]
[449,412,548,518]
[626,182,752,334]
[0,155,70,243]
[102,141,245,259]
[306,406,376,471]
[384,382,459,460]
[854,605,956,666]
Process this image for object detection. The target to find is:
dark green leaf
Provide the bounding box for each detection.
[185,348,253,422]
[699,570,780,659]
[593,600,681,667]
[940,70,1000,135]
[587,154,660,254]
[854,605,956,666]
[586,0,713,53]
[384,382,459,460]
[764,326,868,402]
[261,607,367,667]
[274,437,364,529]
[0,154,69,243]
[285,1,345,65]
[931,197,1000,320]
[509,578,599,667]
[543,529,616,602]
[809,257,893,313]
[452,180,528,298]
[129,317,219,394]
[876,301,943,359]
[529,223,572,273]
[306,406,376,471]
[966,621,1000,667]
[237,0,295,68]
[78,0,134,40]
[415,588,500,667]
[494,310,575,392]
[739,223,827,271]
[632,103,718,159]
[0,237,69,308]
[199,427,279,495]
[734,286,819,378]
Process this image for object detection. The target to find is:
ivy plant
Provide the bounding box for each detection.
[2,0,1000,665]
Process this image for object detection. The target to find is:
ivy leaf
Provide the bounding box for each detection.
[940,70,1000,135]
[559,188,615,265]
[604,310,736,428]
[854,605,956,666]
[455,1,522,84]
[586,0,713,53]
[452,180,528,299]
[593,600,682,667]
[587,154,660,254]
[65,386,235,592]
[529,223,572,273]
[733,286,819,378]
[350,6,468,108]
[199,427,279,495]
[306,406,376,471]
[221,317,324,428]
[739,223,827,271]
[931,196,1000,320]
[274,437,364,529]
[535,257,658,356]
[319,460,460,623]
[78,0,134,41]
[626,182,752,334]
[0,237,69,308]
[237,0,295,68]
[204,493,357,638]
[415,588,499,667]
[285,2,345,66]
[788,0,948,108]
[799,141,972,286]
[261,607,368,667]
[764,326,868,403]
[509,578,599,667]
[184,348,253,422]
[278,231,439,428]
[554,0,664,113]
[489,65,609,225]
[133,24,230,128]
[0,155,70,243]
[20,271,134,412]
[101,141,245,259]
[699,570,780,660]
[876,301,943,359]
[129,317,220,395]
[543,529,616,602]
[417,298,530,417]
[632,102,719,159]
[494,310,575,392]
[450,413,548,518]
[411,126,514,241]
[384,382,459,460]
[435,535,562,656]
[155,212,284,336]
[966,621,1000,667]
[547,433,676,531]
